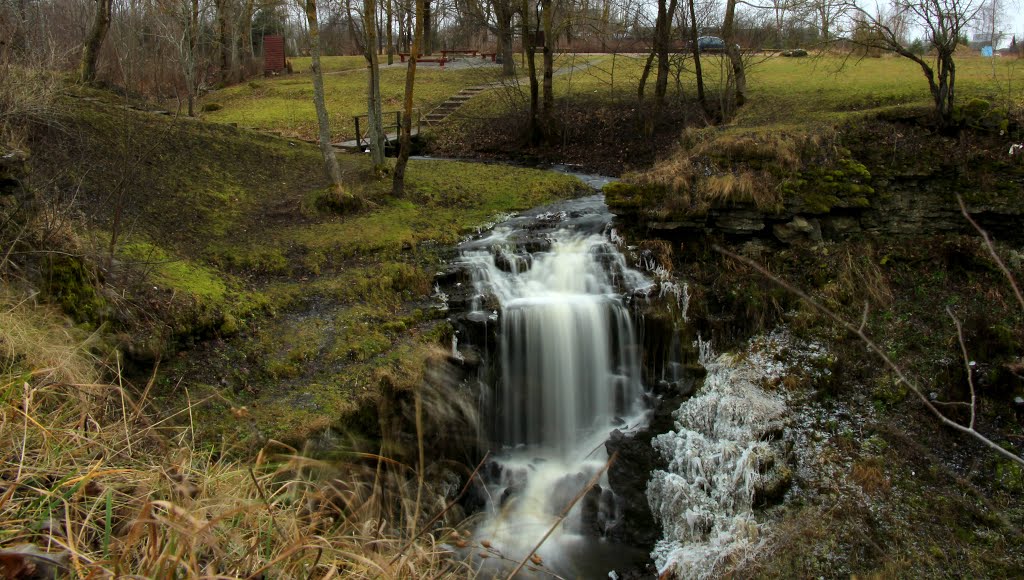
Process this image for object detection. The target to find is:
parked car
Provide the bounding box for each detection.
[689,36,740,53]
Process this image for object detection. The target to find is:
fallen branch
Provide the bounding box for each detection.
[713,245,1024,468]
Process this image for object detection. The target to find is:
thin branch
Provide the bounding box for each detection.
[504,452,618,579]
[714,245,1024,468]
[947,306,977,429]
[957,194,1024,311]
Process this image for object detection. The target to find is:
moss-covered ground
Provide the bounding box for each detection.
[25,87,585,446]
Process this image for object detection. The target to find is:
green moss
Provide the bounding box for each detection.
[786,157,875,213]
[122,241,227,302]
[872,374,909,408]
[40,254,106,323]
[604,181,668,212]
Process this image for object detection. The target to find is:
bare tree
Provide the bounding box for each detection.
[522,0,541,144]
[638,0,680,107]
[840,0,985,124]
[722,0,746,107]
[303,0,347,193]
[365,0,387,172]
[540,0,554,137]
[80,0,113,84]
[687,0,706,108]
[393,0,425,195]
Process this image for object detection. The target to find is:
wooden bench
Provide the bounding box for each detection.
[398,53,448,67]
[479,52,497,62]
[441,49,478,58]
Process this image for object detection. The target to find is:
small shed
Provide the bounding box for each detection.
[264,35,287,74]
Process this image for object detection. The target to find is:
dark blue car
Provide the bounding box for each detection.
[693,36,740,53]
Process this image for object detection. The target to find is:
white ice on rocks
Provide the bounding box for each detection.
[647,330,804,579]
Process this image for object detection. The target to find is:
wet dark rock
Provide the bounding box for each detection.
[547,471,589,515]
[773,216,822,243]
[754,464,793,505]
[605,428,665,548]
[580,484,604,534]
[500,484,522,507]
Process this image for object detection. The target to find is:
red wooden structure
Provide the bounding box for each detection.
[263,35,286,74]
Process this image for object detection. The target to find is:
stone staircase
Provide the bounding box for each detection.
[424,86,488,125]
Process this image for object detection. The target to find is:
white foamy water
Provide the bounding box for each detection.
[455,203,652,576]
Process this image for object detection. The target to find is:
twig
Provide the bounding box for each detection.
[958,195,1024,311]
[714,245,1024,468]
[389,451,491,564]
[504,452,618,580]
[947,306,976,430]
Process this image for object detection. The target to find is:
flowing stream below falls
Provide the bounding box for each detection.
[445,193,658,577]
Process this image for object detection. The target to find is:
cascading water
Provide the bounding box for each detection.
[452,195,654,577]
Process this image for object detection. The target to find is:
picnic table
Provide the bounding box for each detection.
[441,49,478,58]
[398,53,448,66]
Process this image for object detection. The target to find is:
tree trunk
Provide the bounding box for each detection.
[345,0,365,55]
[541,0,554,139]
[365,0,386,172]
[495,2,515,76]
[654,0,678,106]
[721,0,745,108]
[423,0,432,54]
[637,50,655,101]
[386,0,394,64]
[305,0,347,194]
[522,0,541,145]
[688,0,705,110]
[187,0,200,116]
[242,0,256,66]
[216,0,231,84]
[80,0,113,84]
[393,0,424,196]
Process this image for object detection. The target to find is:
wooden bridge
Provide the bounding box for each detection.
[334,109,422,151]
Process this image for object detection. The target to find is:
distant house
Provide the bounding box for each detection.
[263,35,287,75]
[970,33,1008,52]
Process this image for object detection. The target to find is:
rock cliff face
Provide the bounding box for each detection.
[606,112,1024,244]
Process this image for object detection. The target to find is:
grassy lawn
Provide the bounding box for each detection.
[457,52,1023,129]
[33,89,587,445]
[203,56,505,141]
[740,53,1023,130]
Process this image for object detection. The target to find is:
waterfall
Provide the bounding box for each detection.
[453,195,653,576]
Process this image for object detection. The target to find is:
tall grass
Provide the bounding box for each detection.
[0,289,471,578]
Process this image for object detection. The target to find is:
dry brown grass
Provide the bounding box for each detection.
[0,289,473,579]
[0,62,61,148]
[625,128,821,215]
[703,171,783,211]
[822,244,894,311]
[851,459,891,496]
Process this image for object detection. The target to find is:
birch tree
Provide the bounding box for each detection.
[365,0,387,172]
[303,0,347,194]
